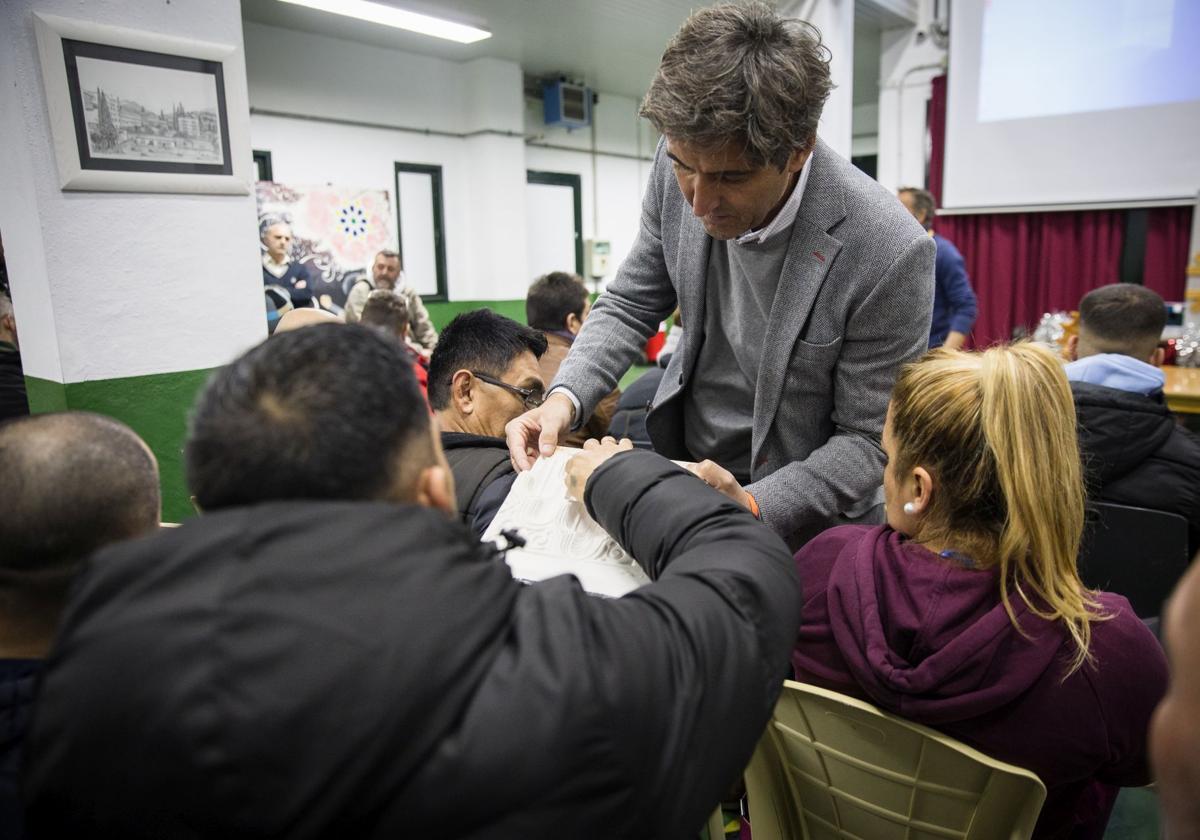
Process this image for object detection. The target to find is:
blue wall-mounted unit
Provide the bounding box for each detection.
[543,80,591,130]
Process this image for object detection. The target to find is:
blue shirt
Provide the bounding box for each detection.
[929,233,978,348]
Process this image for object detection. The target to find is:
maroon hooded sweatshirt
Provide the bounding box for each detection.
[793,525,1167,840]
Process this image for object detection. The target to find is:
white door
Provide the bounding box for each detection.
[525,172,580,282]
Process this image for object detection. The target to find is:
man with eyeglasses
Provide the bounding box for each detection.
[428,309,548,535]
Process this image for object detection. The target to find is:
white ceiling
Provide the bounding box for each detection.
[241,0,708,101]
[241,0,912,104]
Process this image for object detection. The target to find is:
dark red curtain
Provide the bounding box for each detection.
[927,74,948,206]
[1143,206,1193,301]
[936,212,1125,347]
[927,73,1193,343]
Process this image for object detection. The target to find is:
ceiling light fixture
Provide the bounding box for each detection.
[277,0,491,44]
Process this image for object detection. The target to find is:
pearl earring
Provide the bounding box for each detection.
[903,502,917,515]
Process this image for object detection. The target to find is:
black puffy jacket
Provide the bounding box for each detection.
[22,451,798,840]
[1072,381,1200,552]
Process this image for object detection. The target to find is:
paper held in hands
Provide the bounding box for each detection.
[481,447,652,598]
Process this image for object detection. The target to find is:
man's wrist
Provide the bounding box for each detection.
[744,490,760,519]
[546,387,581,428]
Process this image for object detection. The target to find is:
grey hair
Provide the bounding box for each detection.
[258,217,291,240]
[640,1,833,169]
[899,186,936,229]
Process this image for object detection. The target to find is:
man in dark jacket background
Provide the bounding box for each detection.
[525,271,621,446]
[0,412,161,839]
[1065,283,1200,551]
[430,310,548,536]
[22,324,799,839]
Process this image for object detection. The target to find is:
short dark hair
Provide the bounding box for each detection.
[640,1,832,167]
[899,187,936,229]
[360,289,409,339]
[1078,283,1166,360]
[427,310,548,410]
[0,412,159,591]
[186,324,431,509]
[526,272,589,332]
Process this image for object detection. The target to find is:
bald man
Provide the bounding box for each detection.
[0,412,161,838]
[1152,560,1200,839]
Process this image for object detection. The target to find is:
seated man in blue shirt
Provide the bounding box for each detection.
[899,187,978,349]
[1065,283,1200,552]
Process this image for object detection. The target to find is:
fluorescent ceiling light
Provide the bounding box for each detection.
[278,0,491,44]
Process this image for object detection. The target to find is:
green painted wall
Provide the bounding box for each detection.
[24,376,67,413]
[26,369,213,523]
[15,298,622,524]
[425,299,526,329]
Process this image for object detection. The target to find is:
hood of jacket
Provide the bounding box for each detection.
[1071,380,1175,483]
[23,501,519,838]
[825,526,1068,724]
[1065,353,1164,395]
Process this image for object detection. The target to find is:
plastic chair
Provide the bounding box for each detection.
[744,681,1046,840]
[1078,501,1190,619]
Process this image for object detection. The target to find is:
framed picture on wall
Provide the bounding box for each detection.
[33,13,252,194]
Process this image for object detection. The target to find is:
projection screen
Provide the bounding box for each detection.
[944,0,1200,210]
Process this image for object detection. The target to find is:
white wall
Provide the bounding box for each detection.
[245,21,469,134]
[875,3,947,193]
[0,0,266,382]
[245,21,653,300]
[852,103,880,156]
[781,0,856,160]
[524,92,656,290]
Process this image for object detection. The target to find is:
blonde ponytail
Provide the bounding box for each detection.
[891,343,1105,672]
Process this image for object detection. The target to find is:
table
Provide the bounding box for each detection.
[1163,366,1200,415]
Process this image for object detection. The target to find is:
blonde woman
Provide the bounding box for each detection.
[793,343,1167,840]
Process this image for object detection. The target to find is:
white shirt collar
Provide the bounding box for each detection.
[262,253,290,278]
[734,147,814,247]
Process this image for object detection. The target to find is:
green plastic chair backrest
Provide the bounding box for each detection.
[745,681,1047,840]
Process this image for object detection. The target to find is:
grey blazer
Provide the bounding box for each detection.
[553,138,935,542]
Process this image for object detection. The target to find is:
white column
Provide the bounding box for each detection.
[875,1,947,193]
[0,0,265,387]
[780,0,856,160]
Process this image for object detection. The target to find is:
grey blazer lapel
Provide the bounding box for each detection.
[663,212,711,401]
[751,144,848,461]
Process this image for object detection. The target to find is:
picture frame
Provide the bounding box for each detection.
[33,13,252,194]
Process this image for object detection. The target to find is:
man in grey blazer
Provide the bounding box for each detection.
[507,2,935,546]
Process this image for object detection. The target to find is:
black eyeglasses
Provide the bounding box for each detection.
[470,371,545,409]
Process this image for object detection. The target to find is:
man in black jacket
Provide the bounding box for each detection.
[1,412,161,839]
[429,310,548,536]
[21,324,798,839]
[1065,283,1200,551]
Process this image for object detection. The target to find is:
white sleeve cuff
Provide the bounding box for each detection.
[547,386,584,432]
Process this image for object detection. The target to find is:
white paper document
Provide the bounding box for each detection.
[481,448,652,598]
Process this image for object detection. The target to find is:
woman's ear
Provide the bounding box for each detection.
[909,466,935,515]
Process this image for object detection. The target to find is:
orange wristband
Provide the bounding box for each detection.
[745,492,760,519]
